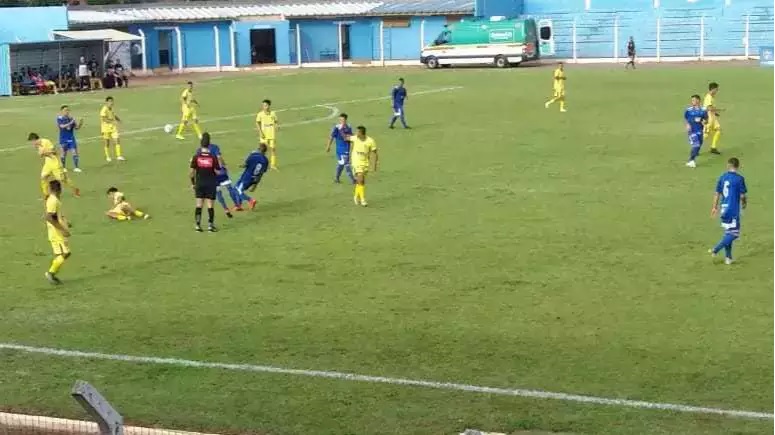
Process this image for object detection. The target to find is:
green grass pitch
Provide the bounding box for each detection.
[0,64,772,435]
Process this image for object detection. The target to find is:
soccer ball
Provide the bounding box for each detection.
[163,124,174,134]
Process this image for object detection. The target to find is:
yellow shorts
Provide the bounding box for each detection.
[50,239,70,256]
[353,163,369,175]
[110,202,130,215]
[41,159,65,181]
[182,107,198,122]
[101,127,119,140]
[553,87,565,98]
[261,138,276,149]
[706,118,721,132]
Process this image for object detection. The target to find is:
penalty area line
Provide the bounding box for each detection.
[0,342,771,421]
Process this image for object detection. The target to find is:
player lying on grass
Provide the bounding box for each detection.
[105,187,150,221]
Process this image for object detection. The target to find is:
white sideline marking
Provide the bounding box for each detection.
[207,105,339,136]
[0,342,771,420]
[0,86,463,153]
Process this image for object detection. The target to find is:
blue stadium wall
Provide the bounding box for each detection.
[290,16,462,63]
[0,6,69,96]
[477,0,773,58]
[128,21,232,69]
[0,6,69,43]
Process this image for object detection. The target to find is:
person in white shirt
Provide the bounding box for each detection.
[77,56,89,90]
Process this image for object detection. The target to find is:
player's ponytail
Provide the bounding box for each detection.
[200,132,211,148]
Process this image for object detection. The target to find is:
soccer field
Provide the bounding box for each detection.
[0,64,772,435]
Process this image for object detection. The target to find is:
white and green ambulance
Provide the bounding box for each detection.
[420,17,555,69]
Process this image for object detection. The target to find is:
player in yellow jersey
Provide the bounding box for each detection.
[544,62,567,112]
[350,125,378,207]
[255,99,279,169]
[44,180,71,285]
[28,133,80,198]
[105,187,150,221]
[703,82,722,154]
[175,81,203,140]
[100,96,124,162]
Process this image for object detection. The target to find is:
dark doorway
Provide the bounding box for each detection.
[250,29,277,64]
[340,24,351,60]
[158,29,171,68]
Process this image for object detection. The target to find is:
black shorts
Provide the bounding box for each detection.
[194,183,217,200]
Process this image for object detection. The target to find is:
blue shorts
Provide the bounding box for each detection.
[688,132,703,147]
[216,171,231,186]
[336,152,350,165]
[235,176,259,193]
[720,215,741,235]
[392,105,403,116]
[60,139,77,151]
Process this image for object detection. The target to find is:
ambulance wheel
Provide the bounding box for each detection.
[494,55,509,68]
[426,57,440,69]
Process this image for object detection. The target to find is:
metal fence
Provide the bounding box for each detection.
[286,12,772,66]
[0,382,217,435]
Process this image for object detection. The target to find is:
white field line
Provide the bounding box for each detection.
[0,343,771,420]
[0,86,463,153]
[208,104,339,136]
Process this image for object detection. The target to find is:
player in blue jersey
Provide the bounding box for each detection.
[196,133,242,218]
[389,78,409,129]
[684,95,708,168]
[57,105,83,172]
[234,143,269,211]
[326,113,355,184]
[709,157,747,265]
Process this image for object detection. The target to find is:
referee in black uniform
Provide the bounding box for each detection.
[189,132,221,232]
[625,36,636,70]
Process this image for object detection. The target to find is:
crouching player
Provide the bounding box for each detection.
[234,143,270,210]
[105,187,149,221]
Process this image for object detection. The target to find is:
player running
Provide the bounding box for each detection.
[44,180,71,285]
[326,113,355,184]
[195,134,243,218]
[234,143,270,210]
[710,157,747,265]
[105,187,150,221]
[56,105,83,172]
[255,99,279,169]
[684,94,708,168]
[544,62,567,112]
[100,96,124,162]
[703,82,722,154]
[176,81,203,140]
[388,78,409,129]
[350,125,378,207]
[28,133,80,198]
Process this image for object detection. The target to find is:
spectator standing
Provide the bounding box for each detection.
[77,56,90,90]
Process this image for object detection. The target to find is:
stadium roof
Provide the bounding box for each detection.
[67,0,474,24]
